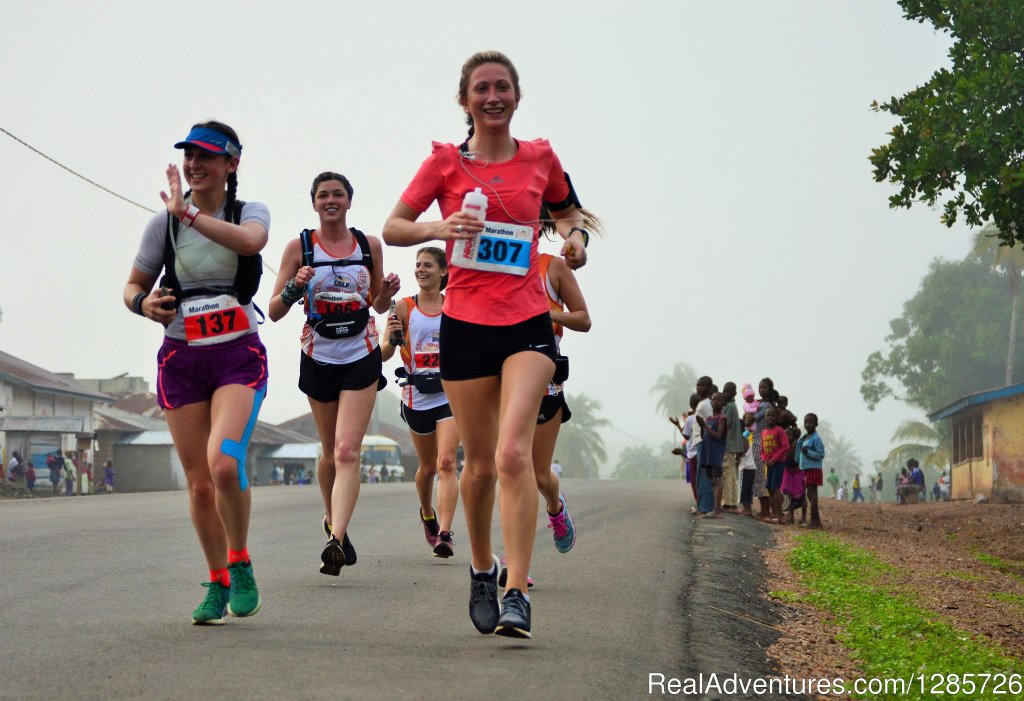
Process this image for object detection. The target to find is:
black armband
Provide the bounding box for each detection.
[131,292,146,316]
[543,171,582,212]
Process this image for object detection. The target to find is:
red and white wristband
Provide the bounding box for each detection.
[180,204,200,227]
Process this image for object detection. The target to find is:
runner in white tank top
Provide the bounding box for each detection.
[381,247,461,558]
[268,172,401,577]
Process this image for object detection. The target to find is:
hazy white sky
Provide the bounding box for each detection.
[0,0,972,473]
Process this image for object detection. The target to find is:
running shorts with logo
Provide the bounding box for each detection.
[400,402,454,435]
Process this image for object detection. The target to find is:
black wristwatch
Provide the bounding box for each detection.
[568,226,590,248]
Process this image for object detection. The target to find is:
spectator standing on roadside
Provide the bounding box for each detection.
[837,480,847,502]
[797,412,825,528]
[669,394,700,507]
[760,407,790,523]
[737,423,756,516]
[826,468,839,498]
[910,459,925,495]
[49,452,62,496]
[26,462,36,491]
[875,472,884,501]
[63,453,76,497]
[104,461,115,493]
[8,451,24,486]
[695,391,728,518]
[721,382,744,513]
[851,474,865,502]
[692,377,716,516]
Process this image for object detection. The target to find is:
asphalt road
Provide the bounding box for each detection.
[0,480,786,701]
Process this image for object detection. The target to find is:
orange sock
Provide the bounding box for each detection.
[228,548,249,564]
[210,568,230,587]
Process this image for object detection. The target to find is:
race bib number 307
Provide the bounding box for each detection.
[183,294,251,346]
[452,221,532,276]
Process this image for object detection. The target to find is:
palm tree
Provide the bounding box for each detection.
[650,362,698,417]
[822,435,863,482]
[885,419,950,477]
[972,224,1024,385]
[612,442,679,480]
[555,392,609,478]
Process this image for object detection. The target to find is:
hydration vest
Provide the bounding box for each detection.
[160,199,263,308]
[301,227,374,339]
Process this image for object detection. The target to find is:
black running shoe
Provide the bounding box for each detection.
[433,530,454,558]
[420,508,440,547]
[320,536,345,576]
[468,556,500,634]
[495,588,532,639]
[340,531,357,566]
[497,556,535,589]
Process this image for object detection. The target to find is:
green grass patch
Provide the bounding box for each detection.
[942,569,984,581]
[989,592,1024,609]
[974,551,1015,570]
[769,589,803,603]
[788,533,1023,700]
[973,550,1024,583]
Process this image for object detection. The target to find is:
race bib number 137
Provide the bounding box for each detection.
[183,294,251,346]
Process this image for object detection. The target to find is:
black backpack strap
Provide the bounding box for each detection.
[161,213,181,304]
[349,228,374,273]
[299,229,316,268]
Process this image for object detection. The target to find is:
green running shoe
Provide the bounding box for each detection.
[226,561,262,617]
[192,582,230,625]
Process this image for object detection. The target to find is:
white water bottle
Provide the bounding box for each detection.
[461,187,487,222]
[454,188,488,263]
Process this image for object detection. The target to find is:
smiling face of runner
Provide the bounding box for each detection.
[415,248,447,293]
[313,179,352,226]
[458,52,521,135]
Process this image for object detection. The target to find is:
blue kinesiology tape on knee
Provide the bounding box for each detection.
[220,386,266,492]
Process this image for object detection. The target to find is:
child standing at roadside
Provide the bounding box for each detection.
[696,392,728,518]
[760,408,789,523]
[669,394,701,510]
[797,413,825,528]
[738,416,757,516]
[781,426,805,524]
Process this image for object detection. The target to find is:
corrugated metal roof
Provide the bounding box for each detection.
[0,416,86,433]
[0,350,111,403]
[263,443,322,459]
[94,405,168,433]
[929,382,1024,421]
[115,431,174,446]
[251,422,317,445]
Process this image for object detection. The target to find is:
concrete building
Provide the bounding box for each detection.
[0,349,111,490]
[929,383,1024,502]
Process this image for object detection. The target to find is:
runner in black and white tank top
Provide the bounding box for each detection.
[268,172,400,578]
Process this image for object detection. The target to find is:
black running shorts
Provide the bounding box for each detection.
[439,312,557,381]
[299,347,386,402]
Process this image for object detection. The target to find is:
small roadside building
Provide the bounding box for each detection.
[112,421,315,493]
[929,383,1024,502]
[0,350,111,488]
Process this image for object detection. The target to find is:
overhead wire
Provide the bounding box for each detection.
[1,125,157,213]
[0,125,278,275]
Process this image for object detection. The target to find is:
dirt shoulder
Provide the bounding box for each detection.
[763,499,1024,697]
